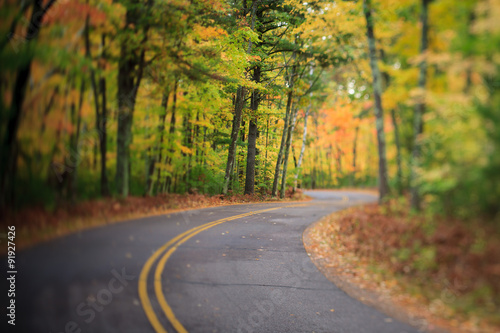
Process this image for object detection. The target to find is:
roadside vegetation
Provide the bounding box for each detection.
[305,197,500,333]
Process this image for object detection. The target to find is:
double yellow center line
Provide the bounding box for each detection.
[138,205,310,333]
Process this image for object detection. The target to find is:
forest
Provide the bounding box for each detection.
[0,0,499,223]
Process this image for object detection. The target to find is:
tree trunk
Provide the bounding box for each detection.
[280,105,299,198]
[99,76,110,197]
[116,1,148,197]
[264,116,270,184]
[147,91,169,195]
[183,110,193,184]
[244,74,260,195]
[228,0,257,195]
[292,145,298,168]
[293,103,311,191]
[244,65,261,195]
[223,86,245,194]
[271,91,292,196]
[391,109,403,195]
[86,22,109,198]
[245,119,258,195]
[67,78,86,201]
[363,0,390,203]
[163,80,178,193]
[410,0,430,210]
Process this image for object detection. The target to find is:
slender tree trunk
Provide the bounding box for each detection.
[67,78,86,200]
[86,23,110,197]
[264,116,270,184]
[280,105,299,198]
[280,50,300,199]
[147,91,168,195]
[183,110,193,184]
[240,0,259,195]
[292,145,298,168]
[363,0,390,202]
[116,1,148,197]
[93,143,98,170]
[99,75,110,196]
[293,103,311,191]
[163,80,178,193]
[223,86,245,194]
[245,119,258,195]
[237,122,246,190]
[391,109,403,195]
[272,89,293,196]
[311,116,320,189]
[244,65,261,195]
[410,0,430,210]
[95,34,110,197]
[293,64,315,191]
[194,111,200,166]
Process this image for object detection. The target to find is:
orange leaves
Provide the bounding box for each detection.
[180,145,194,155]
[43,1,107,26]
[319,100,361,144]
[303,95,377,180]
[193,24,227,41]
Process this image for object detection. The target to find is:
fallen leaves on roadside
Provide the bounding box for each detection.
[305,203,500,333]
[3,190,309,251]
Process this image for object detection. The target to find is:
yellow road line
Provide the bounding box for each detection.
[140,205,302,332]
[138,222,210,333]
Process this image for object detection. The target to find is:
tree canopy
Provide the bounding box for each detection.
[0,0,498,222]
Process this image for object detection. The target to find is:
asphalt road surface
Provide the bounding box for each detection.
[2,190,421,333]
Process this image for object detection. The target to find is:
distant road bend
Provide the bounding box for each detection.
[6,190,420,333]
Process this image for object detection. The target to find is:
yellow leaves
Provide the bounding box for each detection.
[296,0,363,40]
[193,24,227,41]
[382,91,402,111]
[180,145,194,155]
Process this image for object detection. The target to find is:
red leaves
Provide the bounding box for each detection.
[43,1,107,26]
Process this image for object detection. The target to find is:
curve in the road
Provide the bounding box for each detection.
[140,204,309,333]
[5,191,423,333]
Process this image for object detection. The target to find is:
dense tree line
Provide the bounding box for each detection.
[0,0,498,222]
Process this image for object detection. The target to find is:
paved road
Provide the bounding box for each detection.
[2,190,420,333]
